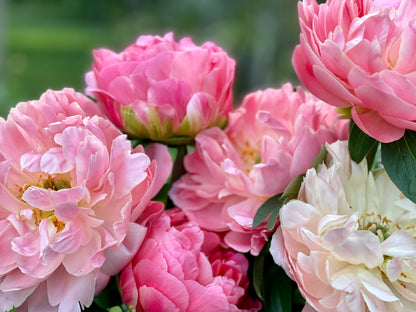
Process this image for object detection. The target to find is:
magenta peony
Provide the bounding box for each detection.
[169,83,348,255]
[85,32,235,144]
[293,0,416,142]
[0,89,171,312]
[270,141,416,311]
[119,208,261,312]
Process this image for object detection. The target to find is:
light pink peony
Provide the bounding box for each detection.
[169,83,348,255]
[271,140,416,311]
[0,89,171,312]
[119,208,262,312]
[85,32,235,144]
[293,0,416,143]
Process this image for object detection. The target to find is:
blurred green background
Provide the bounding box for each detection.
[0,0,301,117]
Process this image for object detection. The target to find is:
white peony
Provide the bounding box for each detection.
[270,140,416,311]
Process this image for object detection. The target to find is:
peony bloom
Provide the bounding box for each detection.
[119,208,262,312]
[85,32,235,144]
[169,83,348,255]
[293,0,416,143]
[0,89,171,312]
[270,140,416,311]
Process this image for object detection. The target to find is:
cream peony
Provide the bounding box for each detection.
[270,140,416,311]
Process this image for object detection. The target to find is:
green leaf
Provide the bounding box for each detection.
[252,249,266,301]
[281,174,304,203]
[263,265,293,312]
[261,245,293,312]
[311,144,327,169]
[108,306,130,312]
[348,120,378,163]
[267,204,280,230]
[381,130,416,204]
[252,194,284,229]
[93,276,123,310]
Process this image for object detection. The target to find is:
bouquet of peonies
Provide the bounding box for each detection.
[2,0,416,311]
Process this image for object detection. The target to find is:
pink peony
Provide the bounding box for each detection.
[271,140,416,311]
[169,83,348,255]
[119,208,262,312]
[86,32,235,144]
[0,89,171,312]
[293,0,416,143]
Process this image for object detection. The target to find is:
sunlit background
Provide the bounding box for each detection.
[0,0,300,117]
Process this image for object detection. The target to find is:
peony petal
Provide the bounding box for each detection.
[382,231,416,258]
[101,222,147,276]
[324,229,383,268]
[135,259,189,311]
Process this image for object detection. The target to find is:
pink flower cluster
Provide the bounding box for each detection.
[170,84,348,255]
[86,33,235,144]
[293,0,416,142]
[119,208,261,312]
[0,34,261,311]
[5,0,416,306]
[0,89,170,311]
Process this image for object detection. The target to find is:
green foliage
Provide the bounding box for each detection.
[252,242,305,312]
[381,130,416,204]
[252,194,284,230]
[348,120,379,164]
[90,276,124,311]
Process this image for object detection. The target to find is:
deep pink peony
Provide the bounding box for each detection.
[293,0,416,142]
[119,208,262,312]
[86,32,235,144]
[0,89,171,312]
[271,141,416,311]
[169,83,348,255]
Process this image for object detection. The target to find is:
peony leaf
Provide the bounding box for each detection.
[252,194,284,229]
[348,120,378,163]
[253,242,302,311]
[253,248,266,301]
[91,276,124,311]
[267,205,280,231]
[311,144,327,169]
[262,244,294,312]
[381,130,416,204]
[281,174,304,203]
[263,264,293,312]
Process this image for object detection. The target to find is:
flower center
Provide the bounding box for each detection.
[358,211,416,242]
[18,174,71,232]
[32,208,65,231]
[238,141,261,172]
[358,212,394,241]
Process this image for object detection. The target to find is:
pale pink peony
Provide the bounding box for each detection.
[271,140,416,311]
[0,89,172,312]
[293,0,416,143]
[169,83,348,255]
[85,32,235,144]
[119,208,262,312]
